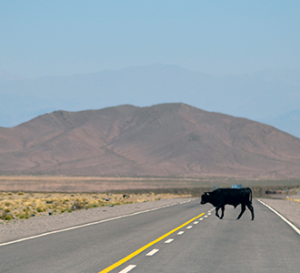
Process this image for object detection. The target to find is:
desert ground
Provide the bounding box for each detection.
[0,175,300,193]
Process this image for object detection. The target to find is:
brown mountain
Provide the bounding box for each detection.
[0,103,300,178]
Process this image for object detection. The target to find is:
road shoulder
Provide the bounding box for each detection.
[259,198,300,229]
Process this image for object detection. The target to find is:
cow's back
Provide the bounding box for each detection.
[212,188,251,207]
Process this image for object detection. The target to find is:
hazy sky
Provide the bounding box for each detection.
[1,0,299,79]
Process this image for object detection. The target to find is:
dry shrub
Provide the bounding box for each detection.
[0,211,13,220]
[0,191,190,221]
[287,198,300,204]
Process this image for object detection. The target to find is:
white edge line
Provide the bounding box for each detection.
[0,199,193,247]
[118,265,136,273]
[258,199,300,236]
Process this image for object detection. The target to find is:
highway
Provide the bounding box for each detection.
[1,199,300,273]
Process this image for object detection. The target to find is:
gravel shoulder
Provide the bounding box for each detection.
[0,197,192,244]
[259,197,300,229]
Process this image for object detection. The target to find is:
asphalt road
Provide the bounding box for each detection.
[1,199,300,273]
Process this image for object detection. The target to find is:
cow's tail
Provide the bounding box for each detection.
[248,187,252,204]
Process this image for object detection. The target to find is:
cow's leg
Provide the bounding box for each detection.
[215,205,222,218]
[246,203,255,220]
[219,205,225,219]
[215,207,220,218]
[237,203,246,220]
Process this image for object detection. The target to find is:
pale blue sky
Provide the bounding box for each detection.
[1,0,299,78]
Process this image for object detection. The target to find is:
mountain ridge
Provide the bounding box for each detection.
[0,103,300,178]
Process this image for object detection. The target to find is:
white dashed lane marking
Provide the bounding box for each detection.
[118,265,136,273]
[119,211,209,272]
[98,206,204,273]
[146,249,159,256]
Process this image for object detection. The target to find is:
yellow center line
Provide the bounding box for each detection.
[98,212,205,273]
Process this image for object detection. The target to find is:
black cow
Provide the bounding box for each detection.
[200,188,254,220]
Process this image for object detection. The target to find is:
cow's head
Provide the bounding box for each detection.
[200,192,211,204]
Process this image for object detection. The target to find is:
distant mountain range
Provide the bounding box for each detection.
[257,109,300,138]
[0,103,299,178]
[0,65,300,137]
